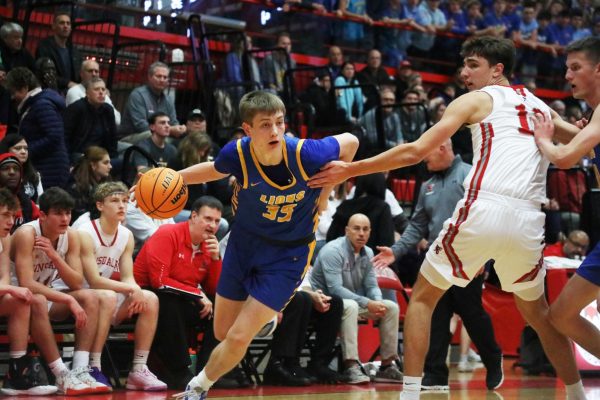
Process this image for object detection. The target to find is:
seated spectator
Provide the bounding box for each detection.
[311,213,403,384]
[35,12,80,94]
[399,88,428,143]
[571,7,592,41]
[12,187,113,394]
[173,132,213,208]
[119,61,186,142]
[334,62,364,124]
[185,108,207,136]
[223,34,261,107]
[359,88,403,151]
[5,67,69,189]
[66,60,121,125]
[0,134,42,202]
[394,60,413,100]
[465,0,492,36]
[133,196,223,389]
[316,182,348,257]
[133,112,178,171]
[63,77,118,164]
[0,153,39,232]
[261,32,297,97]
[78,182,167,391]
[327,173,395,249]
[0,22,35,72]
[544,230,590,259]
[356,49,391,112]
[546,10,574,88]
[263,278,345,385]
[327,46,344,80]
[67,146,112,224]
[34,57,59,92]
[299,71,339,127]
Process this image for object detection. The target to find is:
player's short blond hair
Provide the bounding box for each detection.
[94,181,128,202]
[239,90,286,125]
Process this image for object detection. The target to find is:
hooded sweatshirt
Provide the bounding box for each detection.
[0,153,40,231]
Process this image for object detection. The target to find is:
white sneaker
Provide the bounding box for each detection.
[468,348,482,363]
[72,366,111,393]
[55,370,93,396]
[458,360,475,372]
[126,365,168,391]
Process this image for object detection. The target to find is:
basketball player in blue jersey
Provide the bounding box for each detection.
[533,36,600,361]
[173,90,358,399]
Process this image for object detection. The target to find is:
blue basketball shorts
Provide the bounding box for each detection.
[577,243,600,286]
[217,226,316,311]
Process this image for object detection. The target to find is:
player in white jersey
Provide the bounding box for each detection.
[308,37,587,399]
[533,37,600,361]
[0,188,58,396]
[79,182,166,391]
[11,187,113,395]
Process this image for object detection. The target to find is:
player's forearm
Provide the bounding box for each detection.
[179,162,227,185]
[348,142,423,178]
[536,138,578,168]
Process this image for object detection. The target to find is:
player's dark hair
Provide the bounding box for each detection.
[566,37,600,65]
[460,36,515,77]
[38,187,75,213]
[191,196,223,213]
[0,187,19,212]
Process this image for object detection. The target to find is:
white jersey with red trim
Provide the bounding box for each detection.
[78,219,130,284]
[465,85,551,204]
[10,220,68,289]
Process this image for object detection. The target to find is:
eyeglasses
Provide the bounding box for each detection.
[568,238,588,250]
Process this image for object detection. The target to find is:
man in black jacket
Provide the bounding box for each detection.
[35,12,80,94]
[63,77,117,164]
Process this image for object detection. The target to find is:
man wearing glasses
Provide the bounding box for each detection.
[544,230,590,260]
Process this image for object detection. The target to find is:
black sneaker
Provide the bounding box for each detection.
[421,375,449,391]
[486,356,504,390]
[1,355,58,396]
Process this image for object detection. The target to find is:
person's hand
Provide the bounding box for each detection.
[9,286,33,303]
[417,239,429,254]
[308,161,352,188]
[372,246,395,269]
[575,118,588,130]
[69,297,87,329]
[127,287,147,318]
[533,112,554,145]
[170,125,187,138]
[311,289,331,313]
[313,3,326,13]
[367,300,387,317]
[204,234,220,260]
[34,236,60,261]
[199,296,213,319]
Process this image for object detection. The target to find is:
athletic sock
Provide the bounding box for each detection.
[48,358,70,377]
[90,352,102,369]
[401,375,422,400]
[566,380,586,400]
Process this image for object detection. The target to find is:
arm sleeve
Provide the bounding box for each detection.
[391,185,429,259]
[200,256,222,297]
[213,140,241,178]
[319,247,371,308]
[62,103,79,154]
[298,136,341,176]
[28,101,66,159]
[364,262,383,301]
[126,90,150,133]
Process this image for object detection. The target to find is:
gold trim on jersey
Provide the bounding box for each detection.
[236,139,249,189]
[296,139,310,181]
[249,138,297,190]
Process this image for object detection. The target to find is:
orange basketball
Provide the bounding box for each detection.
[134,167,188,219]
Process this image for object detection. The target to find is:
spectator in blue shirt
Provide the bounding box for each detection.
[334,62,364,124]
[482,0,512,37]
[547,9,574,87]
[512,1,539,84]
[571,9,592,41]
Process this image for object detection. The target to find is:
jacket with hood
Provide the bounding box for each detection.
[0,153,40,232]
[18,88,70,189]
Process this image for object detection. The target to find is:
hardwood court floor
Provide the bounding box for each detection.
[14,359,600,400]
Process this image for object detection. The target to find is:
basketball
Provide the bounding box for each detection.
[134,167,188,219]
[255,316,278,338]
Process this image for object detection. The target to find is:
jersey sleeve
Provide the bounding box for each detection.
[299,136,341,176]
[213,139,243,179]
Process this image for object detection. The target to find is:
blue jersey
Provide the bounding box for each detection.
[215,135,340,244]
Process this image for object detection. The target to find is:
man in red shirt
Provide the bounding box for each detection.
[134,196,222,389]
[544,230,589,259]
